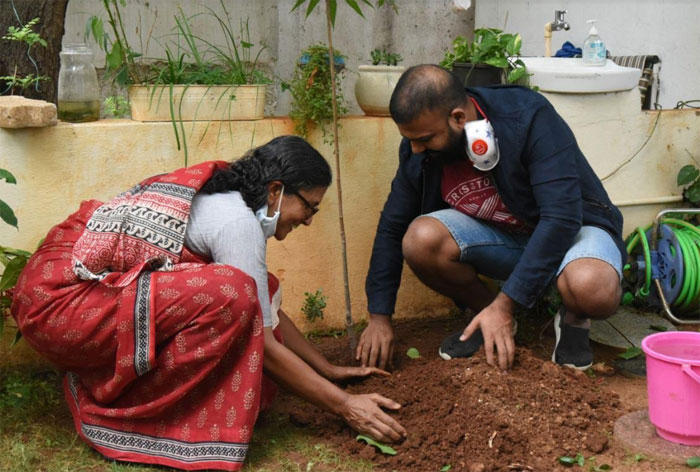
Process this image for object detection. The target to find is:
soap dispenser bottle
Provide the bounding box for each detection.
[582,20,606,66]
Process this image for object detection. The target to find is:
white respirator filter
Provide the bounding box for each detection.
[464,119,499,171]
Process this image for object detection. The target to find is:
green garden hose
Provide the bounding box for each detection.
[625,219,700,312]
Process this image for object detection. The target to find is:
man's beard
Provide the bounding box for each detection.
[426,126,466,164]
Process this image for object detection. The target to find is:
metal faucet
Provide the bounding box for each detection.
[552,10,570,32]
[544,10,570,57]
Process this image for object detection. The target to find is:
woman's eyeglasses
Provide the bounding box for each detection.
[291,191,319,216]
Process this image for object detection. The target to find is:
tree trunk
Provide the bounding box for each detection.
[0,0,69,102]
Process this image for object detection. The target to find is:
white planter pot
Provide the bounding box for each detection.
[128,84,267,121]
[354,65,406,116]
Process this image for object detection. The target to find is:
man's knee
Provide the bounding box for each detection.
[402,217,457,268]
[558,260,621,318]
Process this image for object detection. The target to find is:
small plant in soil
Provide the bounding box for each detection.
[356,435,396,455]
[301,288,327,323]
[370,48,402,66]
[406,347,420,359]
[102,95,129,118]
[688,456,700,468]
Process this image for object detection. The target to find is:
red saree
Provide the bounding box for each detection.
[12,162,277,470]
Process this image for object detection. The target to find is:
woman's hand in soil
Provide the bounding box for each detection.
[326,365,391,383]
[461,293,516,370]
[356,314,395,370]
[340,393,407,443]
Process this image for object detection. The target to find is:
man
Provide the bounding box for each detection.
[357,64,625,371]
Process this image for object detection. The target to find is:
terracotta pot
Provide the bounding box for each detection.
[354,65,406,116]
[128,84,267,121]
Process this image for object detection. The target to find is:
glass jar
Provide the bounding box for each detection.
[57,43,100,122]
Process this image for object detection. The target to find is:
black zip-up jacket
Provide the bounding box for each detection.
[365,85,625,315]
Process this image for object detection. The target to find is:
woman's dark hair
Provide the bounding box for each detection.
[200,135,332,210]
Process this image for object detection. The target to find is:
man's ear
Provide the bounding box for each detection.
[450,107,468,129]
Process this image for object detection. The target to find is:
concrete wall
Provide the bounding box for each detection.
[475,0,700,110]
[62,0,475,115]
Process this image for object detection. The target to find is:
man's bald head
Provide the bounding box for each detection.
[389,64,468,125]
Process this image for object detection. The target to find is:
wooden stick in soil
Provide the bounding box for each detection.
[324,0,357,353]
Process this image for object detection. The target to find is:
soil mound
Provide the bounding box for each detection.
[285,347,622,472]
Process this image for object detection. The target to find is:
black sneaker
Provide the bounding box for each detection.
[438,320,517,360]
[439,329,484,360]
[552,309,593,370]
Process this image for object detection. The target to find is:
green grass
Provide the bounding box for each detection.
[0,362,372,471]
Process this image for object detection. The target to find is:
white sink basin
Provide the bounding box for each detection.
[520,58,641,93]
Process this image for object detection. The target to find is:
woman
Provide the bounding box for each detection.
[11,135,406,471]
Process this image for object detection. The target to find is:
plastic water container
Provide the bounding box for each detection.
[642,331,700,445]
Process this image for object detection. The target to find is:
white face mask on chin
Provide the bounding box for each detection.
[255,185,284,239]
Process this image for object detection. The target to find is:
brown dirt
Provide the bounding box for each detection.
[272,315,688,472]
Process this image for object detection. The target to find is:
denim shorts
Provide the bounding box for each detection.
[425,208,623,282]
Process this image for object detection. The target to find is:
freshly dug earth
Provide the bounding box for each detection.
[271,315,666,472]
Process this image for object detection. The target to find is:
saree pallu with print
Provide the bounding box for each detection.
[11,161,277,471]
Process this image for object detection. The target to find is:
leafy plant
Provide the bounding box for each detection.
[406,347,420,359]
[102,95,130,118]
[440,27,528,85]
[290,0,398,355]
[1,17,49,95]
[301,288,327,323]
[370,48,402,66]
[356,434,397,455]
[0,169,31,343]
[688,456,700,468]
[677,162,700,205]
[287,44,348,139]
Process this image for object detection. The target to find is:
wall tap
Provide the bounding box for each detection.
[544,9,570,57]
[552,10,570,32]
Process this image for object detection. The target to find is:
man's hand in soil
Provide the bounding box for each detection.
[356,314,394,370]
[461,292,516,370]
[326,365,391,383]
[340,393,407,443]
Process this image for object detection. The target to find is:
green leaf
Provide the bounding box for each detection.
[0,169,17,184]
[597,465,611,471]
[576,454,585,466]
[649,324,668,332]
[483,57,509,69]
[618,346,643,360]
[290,0,307,12]
[356,435,397,455]
[0,255,28,292]
[406,347,421,359]
[633,453,646,462]
[0,199,18,229]
[507,67,527,83]
[344,0,366,18]
[686,181,700,203]
[558,456,577,465]
[440,466,452,472]
[106,41,123,70]
[11,328,22,347]
[329,0,338,26]
[688,457,700,468]
[305,0,321,18]
[677,165,700,185]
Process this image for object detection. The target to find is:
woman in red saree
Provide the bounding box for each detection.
[11,135,406,471]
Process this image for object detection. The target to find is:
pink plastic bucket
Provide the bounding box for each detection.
[642,331,700,445]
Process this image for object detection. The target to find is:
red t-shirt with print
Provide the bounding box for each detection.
[441,159,530,233]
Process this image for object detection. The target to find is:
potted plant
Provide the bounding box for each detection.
[354,48,404,116]
[286,44,348,139]
[87,1,271,162]
[440,27,528,87]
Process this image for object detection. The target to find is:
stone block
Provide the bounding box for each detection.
[0,95,57,128]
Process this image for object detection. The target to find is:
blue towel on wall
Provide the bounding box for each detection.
[555,41,582,57]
